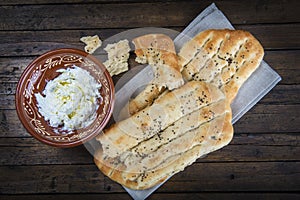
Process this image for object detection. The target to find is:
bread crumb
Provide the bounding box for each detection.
[80,35,102,54]
[103,39,131,76]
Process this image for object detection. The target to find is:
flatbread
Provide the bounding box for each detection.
[129,34,184,115]
[178,29,264,102]
[94,81,233,190]
[96,81,224,158]
[93,29,264,190]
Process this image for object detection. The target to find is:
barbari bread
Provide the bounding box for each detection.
[94,81,233,190]
[93,29,264,190]
[129,34,184,115]
[96,81,224,158]
[178,29,264,102]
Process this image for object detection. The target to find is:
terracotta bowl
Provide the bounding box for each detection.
[15,48,114,147]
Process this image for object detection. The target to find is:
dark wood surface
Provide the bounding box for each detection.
[0,0,299,199]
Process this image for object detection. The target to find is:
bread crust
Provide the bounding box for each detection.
[128,83,161,115]
[93,29,264,190]
[129,34,184,115]
[178,29,264,102]
[94,82,233,190]
[97,81,224,158]
[94,111,233,190]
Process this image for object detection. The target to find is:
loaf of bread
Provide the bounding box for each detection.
[93,29,265,190]
[178,29,264,102]
[94,81,233,190]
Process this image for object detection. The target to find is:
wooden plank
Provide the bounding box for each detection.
[1,84,299,110]
[230,133,299,146]
[0,42,83,57]
[0,57,33,77]
[0,139,94,165]
[1,193,300,200]
[258,85,300,104]
[1,24,299,57]
[0,162,299,194]
[0,94,16,109]
[0,109,29,137]
[0,25,298,50]
[161,162,300,192]
[0,0,157,5]
[150,193,300,200]
[235,24,300,50]
[0,1,299,31]
[1,104,299,137]
[263,50,300,85]
[0,164,112,194]
[1,133,298,165]
[0,81,16,95]
[5,133,295,147]
[234,104,300,133]
[0,29,127,44]
[0,50,299,96]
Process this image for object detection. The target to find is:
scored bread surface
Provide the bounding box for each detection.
[178,29,264,102]
[94,29,264,190]
[94,81,233,190]
[97,81,224,158]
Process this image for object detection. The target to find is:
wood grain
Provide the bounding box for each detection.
[1,85,299,110]
[0,50,299,98]
[0,1,299,31]
[1,24,299,57]
[0,0,299,198]
[1,133,298,165]
[234,104,300,133]
[1,162,299,194]
[1,193,299,200]
[1,104,299,137]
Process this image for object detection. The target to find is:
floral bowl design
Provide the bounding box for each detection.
[15,48,114,147]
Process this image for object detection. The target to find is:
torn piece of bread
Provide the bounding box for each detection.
[128,34,184,115]
[133,34,183,90]
[103,39,131,76]
[178,29,264,102]
[94,82,233,190]
[80,35,102,54]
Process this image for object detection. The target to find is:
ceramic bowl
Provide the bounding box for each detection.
[15,48,114,147]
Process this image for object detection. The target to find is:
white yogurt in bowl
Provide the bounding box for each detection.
[35,65,102,132]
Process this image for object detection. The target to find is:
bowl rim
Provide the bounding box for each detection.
[15,48,115,148]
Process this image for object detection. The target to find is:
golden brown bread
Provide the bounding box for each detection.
[96,81,224,158]
[94,82,233,190]
[133,34,181,73]
[93,29,265,190]
[129,34,184,115]
[128,83,162,116]
[80,35,102,54]
[103,39,131,76]
[178,29,264,102]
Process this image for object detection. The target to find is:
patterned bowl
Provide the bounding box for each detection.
[15,48,114,147]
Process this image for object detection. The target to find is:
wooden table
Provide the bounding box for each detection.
[1,0,299,199]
